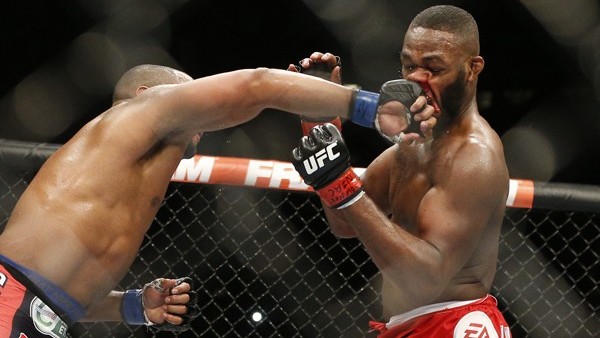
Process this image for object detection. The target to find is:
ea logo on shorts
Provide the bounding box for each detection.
[454,311,498,338]
[0,272,7,287]
[30,297,69,338]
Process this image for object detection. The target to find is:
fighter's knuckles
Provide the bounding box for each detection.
[292,147,303,161]
[287,64,300,72]
[323,123,340,138]
[322,53,338,65]
[380,100,407,116]
[299,58,312,68]
[310,51,324,60]
[378,115,409,136]
[301,135,316,151]
[173,282,191,293]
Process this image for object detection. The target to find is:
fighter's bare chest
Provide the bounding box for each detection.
[389,143,434,230]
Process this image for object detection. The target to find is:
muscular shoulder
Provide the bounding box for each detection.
[433,127,508,202]
[363,145,397,184]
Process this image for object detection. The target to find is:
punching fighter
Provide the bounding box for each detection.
[0,63,433,337]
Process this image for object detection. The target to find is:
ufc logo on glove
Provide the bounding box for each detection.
[292,124,365,209]
[302,142,340,174]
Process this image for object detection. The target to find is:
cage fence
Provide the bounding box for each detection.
[0,142,598,338]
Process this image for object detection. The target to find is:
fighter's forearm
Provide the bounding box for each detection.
[79,291,124,322]
[333,195,446,298]
[250,68,354,120]
[148,68,355,138]
[322,205,357,238]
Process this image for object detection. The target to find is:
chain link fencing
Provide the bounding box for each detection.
[1,158,598,337]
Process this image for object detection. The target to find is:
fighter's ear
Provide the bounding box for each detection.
[135,86,149,97]
[468,56,484,80]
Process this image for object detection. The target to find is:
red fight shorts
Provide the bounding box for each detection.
[369,295,511,338]
[0,263,71,338]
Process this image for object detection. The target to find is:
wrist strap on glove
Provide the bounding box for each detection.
[148,277,199,332]
[122,289,152,325]
[349,89,379,128]
[315,167,364,208]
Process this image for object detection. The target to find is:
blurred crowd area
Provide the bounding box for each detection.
[1,0,600,184]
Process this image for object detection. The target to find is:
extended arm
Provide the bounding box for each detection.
[138,68,355,141]
[80,290,124,322]
[98,67,429,164]
[98,68,357,158]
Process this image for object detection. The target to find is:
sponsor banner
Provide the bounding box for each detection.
[172,155,526,208]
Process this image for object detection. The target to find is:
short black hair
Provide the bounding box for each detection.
[409,5,480,55]
[112,64,190,104]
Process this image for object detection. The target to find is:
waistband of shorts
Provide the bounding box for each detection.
[386,294,497,329]
[0,254,85,325]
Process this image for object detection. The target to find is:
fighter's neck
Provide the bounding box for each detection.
[433,102,479,138]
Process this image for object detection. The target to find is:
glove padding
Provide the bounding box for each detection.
[146,277,200,332]
[292,123,364,208]
[378,79,423,108]
[350,79,423,143]
[376,79,424,143]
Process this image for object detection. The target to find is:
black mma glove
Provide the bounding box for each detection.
[149,277,200,332]
[349,79,423,142]
[292,123,364,209]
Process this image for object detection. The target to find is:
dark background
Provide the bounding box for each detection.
[1,0,599,184]
[0,2,598,337]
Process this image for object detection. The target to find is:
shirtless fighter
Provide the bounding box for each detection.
[0,63,433,337]
[291,5,512,338]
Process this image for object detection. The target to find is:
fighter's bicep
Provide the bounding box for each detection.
[98,85,228,152]
[144,70,264,136]
[418,184,488,251]
[362,146,396,214]
[416,152,505,273]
